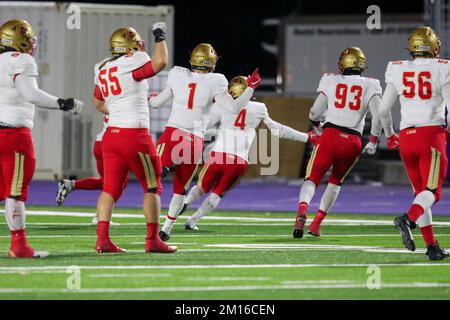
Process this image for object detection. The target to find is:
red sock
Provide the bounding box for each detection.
[407,204,424,222]
[420,225,437,246]
[298,202,309,216]
[146,223,159,240]
[97,221,110,244]
[11,229,28,249]
[74,178,103,190]
[313,210,327,225]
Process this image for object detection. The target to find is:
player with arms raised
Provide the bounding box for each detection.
[180,76,317,230]
[293,47,383,238]
[0,19,83,258]
[379,26,450,260]
[93,23,176,253]
[148,44,261,241]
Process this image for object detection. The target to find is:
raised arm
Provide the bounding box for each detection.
[215,69,261,113]
[148,86,173,109]
[15,75,83,114]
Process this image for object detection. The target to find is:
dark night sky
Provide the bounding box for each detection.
[56,0,424,78]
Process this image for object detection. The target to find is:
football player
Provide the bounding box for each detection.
[378,26,450,260]
[93,23,176,253]
[0,19,83,258]
[56,115,124,226]
[293,47,383,239]
[148,44,261,241]
[180,76,318,230]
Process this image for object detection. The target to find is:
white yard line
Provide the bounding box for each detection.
[21,210,450,226]
[1,263,449,272]
[0,282,449,293]
[88,273,173,278]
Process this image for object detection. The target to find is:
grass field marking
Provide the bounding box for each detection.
[88,273,173,278]
[1,263,449,272]
[1,282,450,294]
[185,277,271,281]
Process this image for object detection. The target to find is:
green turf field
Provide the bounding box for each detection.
[0,205,450,300]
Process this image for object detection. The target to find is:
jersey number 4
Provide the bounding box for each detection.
[98,66,122,97]
[234,109,247,130]
[402,71,432,100]
[334,84,362,110]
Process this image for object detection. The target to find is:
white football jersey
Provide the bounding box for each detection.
[0,52,38,129]
[165,66,228,138]
[95,115,109,141]
[94,51,151,129]
[385,59,450,129]
[212,101,270,161]
[316,73,382,134]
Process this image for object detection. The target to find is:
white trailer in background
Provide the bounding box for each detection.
[0,2,174,179]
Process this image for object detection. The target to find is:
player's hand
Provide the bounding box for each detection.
[58,98,84,115]
[247,68,261,90]
[153,22,166,43]
[387,133,400,150]
[362,135,378,155]
[148,91,158,101]
[307,129,321,145]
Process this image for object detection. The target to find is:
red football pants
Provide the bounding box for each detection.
[400,126,447,202]
[157,127,203,195]
[305,127,361,186]
[102,127,162,202]
[197,152,248,196]
[0,128,36,202]
[74,140,128,191]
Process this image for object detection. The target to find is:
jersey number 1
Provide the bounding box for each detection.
[187,83,197,109]
[98,66,122,97]
[234,109,247,130]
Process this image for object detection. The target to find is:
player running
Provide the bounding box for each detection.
[93,23,176,253]
[180,76,318,230]
[379,26,450,261]
[56,115,124,226]
[0,19,83,258]
[293,47,383,239]
[148,43,261,241]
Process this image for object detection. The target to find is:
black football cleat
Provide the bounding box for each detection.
[394,214,416,251]
[161,166,171,179]
[293,214,307,239]
[159,230,170,242]
[178,202,189,216]
[426,242,450,261]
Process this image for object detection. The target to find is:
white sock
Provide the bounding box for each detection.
[162,194,186,233]
[417,208,433,228]
[185,185,205,205]
[299,180,316,205]
[5,198,26,231]
[190,193,221,223]
[318,183,341,213]
[413,190,436,212]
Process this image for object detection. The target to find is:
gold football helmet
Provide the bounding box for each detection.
[228,76,248,98]
[110,27,145,55]
[338,47,366,74]
[190,43,218,72]
[0,19,37,55]
[408,26,440,58]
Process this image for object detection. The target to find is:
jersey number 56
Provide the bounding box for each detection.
[402,71,432,100]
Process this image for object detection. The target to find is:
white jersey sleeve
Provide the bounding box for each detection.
[0,52,39,128]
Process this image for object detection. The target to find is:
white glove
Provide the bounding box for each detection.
[153,22,166,33]
[72,99,84,115]
[362,135,379,155]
